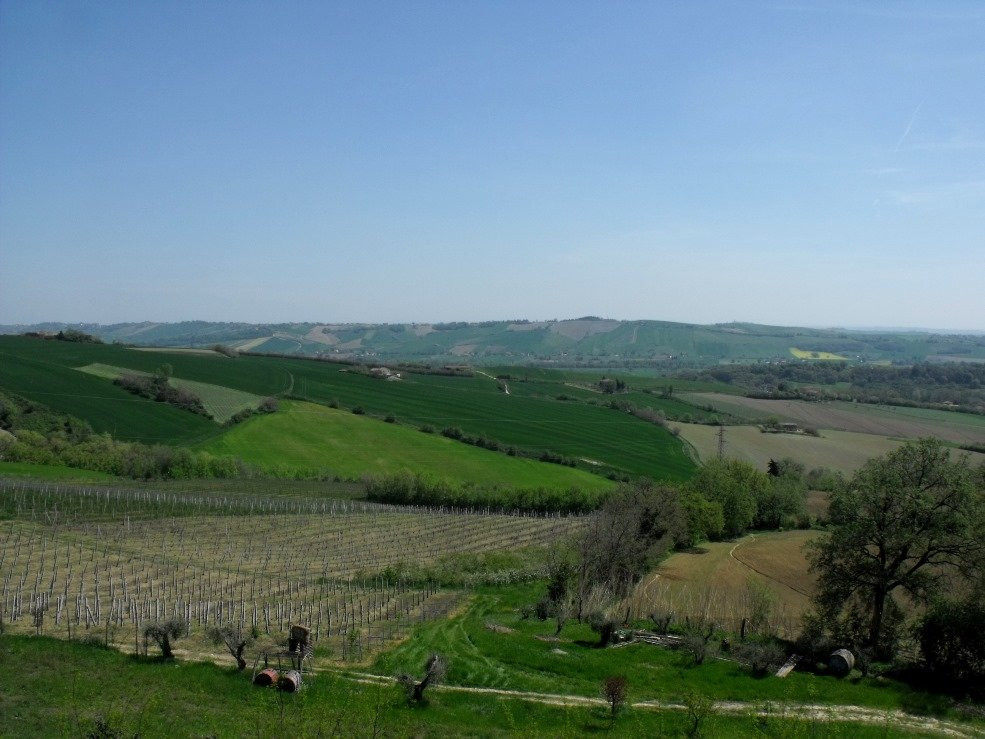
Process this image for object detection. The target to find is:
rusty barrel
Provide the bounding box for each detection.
[253,668,278,686]
[277,669,301,692]
[829,649,855,677]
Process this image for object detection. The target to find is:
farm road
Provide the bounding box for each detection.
[343,671,975,736]
[476,370,509,394]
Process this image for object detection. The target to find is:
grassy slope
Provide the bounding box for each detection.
[372,583,958,719]
[0,348,219,445]
[0,337,695,481]
[0,636,911,738]
[280,361,695,481]
[675,424,906,475]
[201,400,613,489]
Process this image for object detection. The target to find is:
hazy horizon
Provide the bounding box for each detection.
[3,316,983,336]
[2,2,983,330]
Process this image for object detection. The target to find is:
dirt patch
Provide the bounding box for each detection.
[549,319,621,341]
[484,623,514,634]
[304,326,340,345]
[410,324,435,337]
[450,343,477,356]
[234,336,272,352]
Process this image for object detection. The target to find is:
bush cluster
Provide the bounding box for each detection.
[364,471,606,514]
[114,371,209,418]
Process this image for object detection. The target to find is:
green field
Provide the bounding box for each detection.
[0,336,695,482]
[0,345,221,445]
[201,400,612,489]
[77,363,265,423]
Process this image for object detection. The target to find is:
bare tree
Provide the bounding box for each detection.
[396,654,447,703]
[600,675,629,717]
[682,620,716,665]
[577,481,686,617]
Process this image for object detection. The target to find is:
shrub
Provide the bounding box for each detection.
[917,596,985,684]
[352,406,365,415]
[733,641,786,676]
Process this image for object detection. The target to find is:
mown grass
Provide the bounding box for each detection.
[0,635,939,738]
[200,400,612,489]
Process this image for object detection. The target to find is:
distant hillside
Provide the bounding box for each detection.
[3,319,985,366]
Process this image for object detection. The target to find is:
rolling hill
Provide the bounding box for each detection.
[0,335,694,484]
[5,318,984,365]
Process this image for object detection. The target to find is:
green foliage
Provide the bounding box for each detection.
[4,426,247,480]
[578,480,688,598]
[808,438,985,658]
[917,595,985,687]
[365,470,606,513]
[687,459,769,538]
[143,618,186,659]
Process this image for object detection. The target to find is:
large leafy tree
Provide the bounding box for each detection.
[687,458,770,538]
[808,438,984,658]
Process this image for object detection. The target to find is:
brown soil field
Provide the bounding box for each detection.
[675,423,906,474]
[683,393,985,445]
[626,531,819,636]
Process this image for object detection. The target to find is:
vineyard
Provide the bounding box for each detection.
[0,480,581,664]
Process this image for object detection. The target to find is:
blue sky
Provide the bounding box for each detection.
[2,1,983,329]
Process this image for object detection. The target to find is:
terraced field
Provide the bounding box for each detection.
[683,392,985,445]
[200,400,612,489]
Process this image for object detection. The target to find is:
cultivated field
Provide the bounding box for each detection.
[626,531,819,636]
[200,400,612,489]
[683,392,985,445]
[0,336,694,482]
[674,424,906,474]
[0,480,581,663]
[78,363,265,423]
[789,348,848,360]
